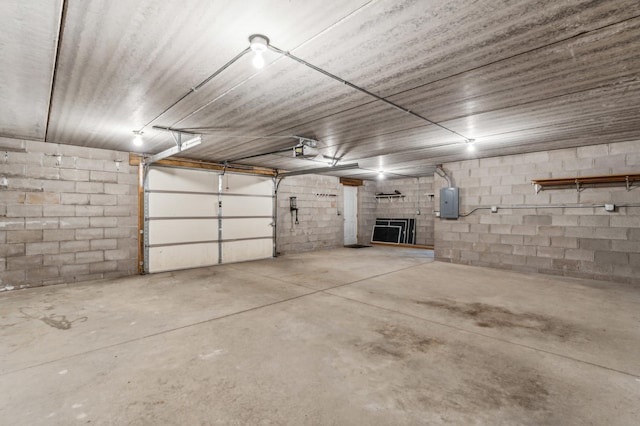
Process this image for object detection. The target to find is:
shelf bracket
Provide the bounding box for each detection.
[534,183,542,194]
[626,176,631,191]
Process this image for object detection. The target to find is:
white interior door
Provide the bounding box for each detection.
[343,185,357,245]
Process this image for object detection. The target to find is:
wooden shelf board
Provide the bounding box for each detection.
[370,242,434,250]
[532,173,640,186]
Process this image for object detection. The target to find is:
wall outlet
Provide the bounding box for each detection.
[604,204,615,212]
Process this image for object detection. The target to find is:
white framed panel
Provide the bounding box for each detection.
[148,167,218,192]
[149,243,218,273]
[222,218,272,240]
[221,239,272,263]
[149,193,218,217]
[222,195,272,217]
[222,173,273,195]
[149,219,218,245]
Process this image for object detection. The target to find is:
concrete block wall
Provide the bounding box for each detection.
[276,175,344,254]
[357,177,436,246]
[372,176,435,246]
[434,140,640,285]
[0,137,138,291]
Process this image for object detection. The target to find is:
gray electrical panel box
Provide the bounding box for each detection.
[440,187,459,219]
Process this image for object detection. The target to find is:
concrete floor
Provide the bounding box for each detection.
[1,246,639,425]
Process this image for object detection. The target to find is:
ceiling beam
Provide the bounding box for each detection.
[277,163,359,177]
[143,135,202,165]
[44,0,67,142]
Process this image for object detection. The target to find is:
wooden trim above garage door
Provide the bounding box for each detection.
[340,177,363,186]
[129,153,276,176]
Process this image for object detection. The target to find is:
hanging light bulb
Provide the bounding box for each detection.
[133,130,143,146]
[466,138,476,152]
[252,52,265,69]
[378,170,385,180]
[249,35,269,69]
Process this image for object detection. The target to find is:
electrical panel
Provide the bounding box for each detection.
[440,187,459,219]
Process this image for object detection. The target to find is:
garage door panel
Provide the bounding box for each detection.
[149,219,218,245]
[222,174,273,195]
[222,195,272,217]
[149,193,218,217]
[145,168,274,272]
[148,167,217,192]
[149,243,218,273]
[222,218,273,240]
[221,239,272,263]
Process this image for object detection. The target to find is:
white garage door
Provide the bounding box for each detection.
[144,166,274,273]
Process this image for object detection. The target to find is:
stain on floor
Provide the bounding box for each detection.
[465,369,550,411]
[19,308,88,330]
[417,300,574,339]
[357,323,441,359]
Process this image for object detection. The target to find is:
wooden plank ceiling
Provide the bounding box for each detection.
[1,0,639,179]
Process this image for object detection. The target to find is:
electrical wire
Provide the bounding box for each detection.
[458,203,640,217]
[137,47,251,133]
[151,2,381,134]
[267,43,470,143]
[458,207,492,217]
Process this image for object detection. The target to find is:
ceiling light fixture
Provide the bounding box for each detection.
[133,130,143,146]
[249,34,269,69]
[466,138,476,152]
